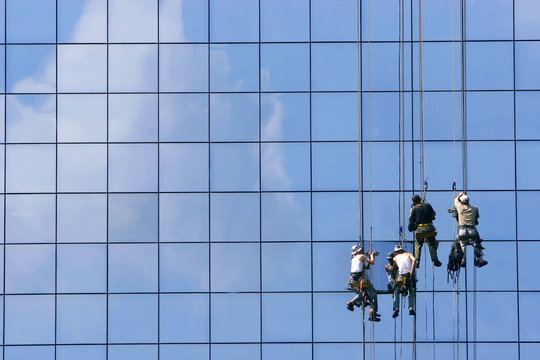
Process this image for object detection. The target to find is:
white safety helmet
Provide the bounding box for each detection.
[460,194,470,204]
[351,244,363,255]
[394,244,405,253]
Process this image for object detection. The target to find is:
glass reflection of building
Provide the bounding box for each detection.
[1,0,539,359]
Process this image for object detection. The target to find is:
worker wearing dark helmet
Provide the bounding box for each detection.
[408,194,442,268]
[391,244,417,318]
[454,192,488,268]
[346,244,380,322]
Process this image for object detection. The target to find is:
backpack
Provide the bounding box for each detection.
[447,240,463,282]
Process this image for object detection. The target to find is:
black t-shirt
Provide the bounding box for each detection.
[408,202,436,231]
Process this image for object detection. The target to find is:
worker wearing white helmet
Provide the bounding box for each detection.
[454,192,488,268]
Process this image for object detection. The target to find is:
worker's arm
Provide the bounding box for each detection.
[408,253,416,275]
[367,252,376,265]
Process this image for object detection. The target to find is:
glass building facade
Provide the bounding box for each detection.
[0,0,539,359]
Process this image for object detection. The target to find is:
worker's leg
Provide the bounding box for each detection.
[393,283,401,312]
[408,281,416,313]
[426,236,440,263]
[364,281,378,312]
[415,237,424,263]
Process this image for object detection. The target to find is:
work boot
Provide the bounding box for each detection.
[475,259,488,268]
[461,260,466,268]
[409,308,416,316]
[392,310,399,318]
[368,313,381,322]
[433,259,442,267]
[416,262,420,269]
[346,302,354,312]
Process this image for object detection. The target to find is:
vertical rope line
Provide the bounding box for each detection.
[398,0,406,247]
[418,0,426,196]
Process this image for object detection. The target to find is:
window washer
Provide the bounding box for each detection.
[408,194,442,268]
[391,244,417,318]
[384,251,398,293]
[453,192,488,268]
[346,245,381,322]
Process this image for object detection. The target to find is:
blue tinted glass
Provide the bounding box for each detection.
[160,294,209,342]
[108,294,158,343]
[5,346,54,360]
[159,0,208,42]
[312,192,359,241]
[211,143,259,191]
[109,94,158,142]
[159,44,208,92]
[109,194,158,242]
[210,193,259,242]
[58,94,107,142]
[313,293,363,342]
[363,43,400,91]
[516,41,540,90]
[6,95,55,143]
[468,191,516,240]
[160,194,209,243]
[311,0,356,41]
[210,93,259,141]
[312,93,358,141]
[362,192,399,241]
[211,294,260,342]
[468,141,515,190]
[58,195,107,243]
[7,0,56,43]
[211,243,260,292]
[517,141,540,190]
[474,242,516,291]
[415,92,461,141]
[262,293,311,341]
[261,44,310,91]
[466,0,513,40]
[516,91,540,139]
[261,143,310,191]
[413,42,461,91]
[362,142,399,190]
[313,242,350,292]
[517,191,540,240]
[261,93,310,141]
[108,144,158,192]
[159,94,208,142]
[262,243,311,291]
[210,0,258,42]
[5,295,55,344]
[519,243,540,290]
[262,344,312,360]
[467,91,514,140]
[6,195,55,243]
[109,244,158,292]
[58,0,107,43]
[57,295,106,343]
[6,244,54,293]
[362,0,399,41]
[312,143,358,191]
[312,43,357,91]
[210,44,259,92]
[108,0,157,42]
[57,346,106,360]
[58,144,107,192]
[108,346,157,360]
[7,45,56,93]
[261,0,309,42]
[58,45,107,92]
[160,243,209,292]
[412,0,459,41]
[160,345,209,360]
[159,144,209,191]
[212,345,260,360]
[261,193,310,241]
[57,244,107,293]
[466,42,513,90]
[108,45,158,92]
[521,293,540,341]
[515,0,540,39]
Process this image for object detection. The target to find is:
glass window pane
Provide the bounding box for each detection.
[159,94,208,142]
[312,93,358,141]
[361,143,399,190]
[159,243,209,292]
[6,244,55,293]
[5,346,54,360]
[159,144,208,191]
[261,93,310,141]
[312,142,358,191]
[160,194,209,243]
[210,93,259,142]
[313,293,363,342]
[109,144,158,192]
[160,345,209,360]
[312,44,357,91]
[311,0,356,41]
[261,0,309,42]
[58,0,107,43]
[108,45,157,92]
[466,42,513,90]
[261,193,310,241]
[58,45,107,92]
[516,0,540,39]
[262,243,311,291]
[467,91,514,140]
[5,295,55,345]
[58,194,107,243]
[159,44,208,92]
[58,94,107,142]
[517,141,540,190]
[210,44,259,92]
[211,143,259,191]
[109,94,158,142]
[519,243,540,291]
[109,194,158,242]
[517,191,540,240]
[6,95,56,143]
[108,0,157,42]
[210,193,260,242]
[160,294,209,342]
[312,192,359,241]
[57,295,106,344]
[262,293,311,342]
[262,344,312,360]
[361,0,399,41]
[7,0,56,43]
[211,243,260,292]
[58,144,107,192]
[261,143,310,191]
[159,0,208,42]
[7,145,55,192]
[362,43,400,91]
[109,346,157,360]
[468,141,515,190]
[416,92,461,141]
[466,0,513,40]
[108,294,158,343]
[313,242,350,291]
[210,0,258,42]
[57,244,107,293]
[413,42,461,91]
[516,91,540,140]
[468,191,516,240]
[109,244,158,292]
[516,41,540,90]
[6,195,56,244]
[211,294,260,342]
[57,346,106,360]
[261,44,309,91]
[7,45,56,93]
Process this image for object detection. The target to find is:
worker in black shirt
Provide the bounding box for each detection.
[408,194,442,268]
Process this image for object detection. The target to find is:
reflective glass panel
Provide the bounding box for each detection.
[210,0,258,42]
[108,194,158,242]
[108,144,158,192]
[108,294,158,343]
[57,346,106,360]
[517,191,540,240]
[58,0,107,43]
[261,193,310,241]
[468,141,515,190]
[413,42,461,91]
[211,243,260,292]
[57,244,107,293]
[160,345,209,360]
[262,344,312,360]
[412,0,459,41]
[6,195,55,244]
[261,143,310,191]
[7,45,56,93]
[260,0,309,42]
[466,91,514,140]
[58,94,107,142]
[466,0,513,40]
[159,143,208,191]
[58,194,107,243]
[58,45,107,92]
[517,141,540,190]
[5,346,54,360]
[312,142,358,191]
[108,346,157,360]
[7,0,55,43]
[467,191,516,240]
[160,294,209,342]
[261,93,310,141]
[6,244,55,293]
[159,44,208,92]
[212,345,260,360]
[262,293,311,342]
[311,0,356,41]
[210,93,259,142]
[108,45,158,92]
[57,295,107,344]
[210,44,259,92]
[312,192,359,241]
[262,242,311,291]
[108,0,157,42]
[159,243,209,292]
[466,42,513,90]
[5,295,55,345]
[6,95,55,143]
[261,44,310,91]
[109,94,158,142]
[58,144,107,192]
[516,41,540,90]
[211,294,260,342]
[159,94,208,142]
[160,194,209,243]
[312,43,357,91]
[210,143,259,191]
[312,93,358,141]
[210,193,259,242]
[516,91,540,140]
[159,0,208,42]
[109,244,158,292]
[515,0,540,39]
[363,43,400,91]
